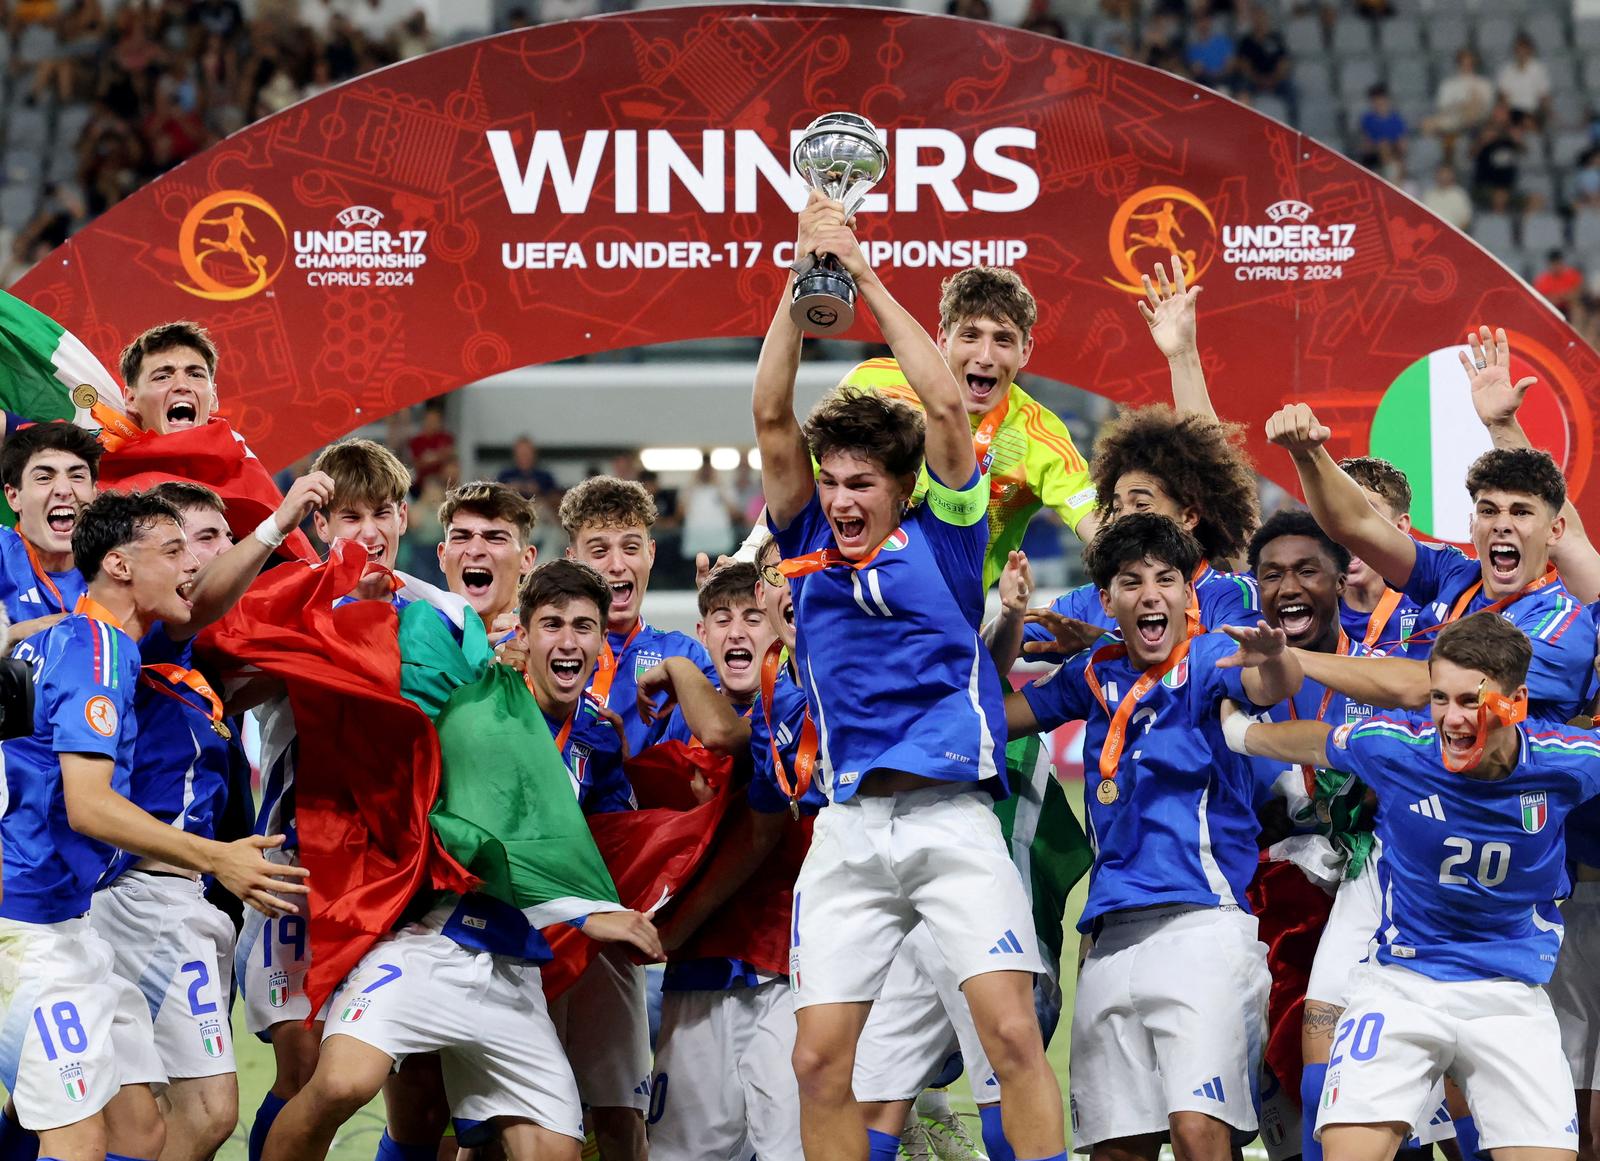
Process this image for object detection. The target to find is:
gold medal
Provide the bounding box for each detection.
[70,383,98,410]
[1096,778,1119,805]
[211,720,232,741]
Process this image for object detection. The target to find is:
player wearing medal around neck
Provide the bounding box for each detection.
[639,554,825,1161]
[755,189,1064,1161]
[1220,612,1600,1161]
[0,491,309,1161]
[77,475,330,1161]
[262,557,661,1161]
[1333,457,1425,659]
[1003,512,1303,1161]
[0,421,103,644]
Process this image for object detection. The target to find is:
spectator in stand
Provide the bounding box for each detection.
[390,9,435,60]
[498,436,558,501]
[1533,250,1584,317]
[1185,10,1237,91]
[949,0,992,20]
[1421,164,1473,231]
[1471,100,1524,212]
[1425,48,1497,159]
[1021,12,1068,38]
[1357,84,1408,179]
[679,460,738,564]
[1236,4,1295,120]
[1139,10,1186,75]
[1573,146,1600,209]
[407,401,457,496]
[1497,32,1551,128]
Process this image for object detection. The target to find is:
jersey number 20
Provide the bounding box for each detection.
[1438,836,1511,888]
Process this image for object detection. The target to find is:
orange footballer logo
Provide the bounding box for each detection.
[84,695,118,738]
[1105,185,1217,294]
[175,190,287,302]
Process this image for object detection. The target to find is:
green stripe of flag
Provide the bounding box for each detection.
[1370,354,1434,533]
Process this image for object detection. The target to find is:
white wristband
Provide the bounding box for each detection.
[254,516,287,549]
[1221,708,1253,755]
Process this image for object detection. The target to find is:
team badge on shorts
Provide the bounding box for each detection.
[1521,792,1549,834]
[59,1064,87,1103]
[200,1021,225,1058]
[1322,1071,1340,1110]
[268,970,289,1008]
[339,996,371,1023]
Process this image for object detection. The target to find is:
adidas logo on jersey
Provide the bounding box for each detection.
[988,929,1025,955]
[1191,1076,1226,1102]
[1408,794,1446,821]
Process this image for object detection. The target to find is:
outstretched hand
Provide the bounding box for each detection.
[583,909,666,962]
[1021,609,1104,657]
[1461,324,1536,429]
[1218,620,1289,669]
[1138,253,1202,359]
[999,550,1034,615]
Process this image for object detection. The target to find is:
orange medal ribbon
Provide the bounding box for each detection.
[780,537,889,578]
[1286,628,1350,793]
[1362,587,1404,651]
[973,395,1010,500]
[760,641,818,818]
[553,708,576,754]
[1084,623,1202,801]
[1406,563,1561,649]
[589,620,643,707]
[141,663,231,739]
[22,535,69,613]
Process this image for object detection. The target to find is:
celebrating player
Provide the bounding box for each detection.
[119,322,219,436]
[0,421,101,641]
[1005,513,1301,1161]
[1223,612,1596,1161]
[437,479,538,634]
[1334,457,1423,655]
[0,490,307,1161]
[756,190,1063,1161]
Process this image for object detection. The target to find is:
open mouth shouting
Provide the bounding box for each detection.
[1441,727,1477,761]
[176,578,196,610]
[1135,612,1168,648]
[1487,542,1522,587]
[721,645,755,675]
[833,516,866,548]
[549,655,586,694]
[966,373,999,405]
[461,567,494,597]
[46,504,76,538]
[1276,602,1314,640]
[165,399,199,430]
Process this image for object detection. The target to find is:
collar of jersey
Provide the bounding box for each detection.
[74,594,126,630]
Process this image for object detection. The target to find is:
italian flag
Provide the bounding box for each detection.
[0,289,129,433]
[1369,345,1568,543]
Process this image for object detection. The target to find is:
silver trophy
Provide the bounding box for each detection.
[790,112,890,336]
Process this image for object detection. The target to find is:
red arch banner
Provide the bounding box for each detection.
[17,5,1597,541]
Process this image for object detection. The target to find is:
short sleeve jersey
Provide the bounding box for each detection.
[1021,631,1266,930]
[0,525,87,631]
[1338,589,1424,658]
[747,668,828,817]
[1,611,140,922]
[100,630,232,886]
[548,694,634,815]
[1326,714,1600,984]
[590,622,719,756]
[772,468,1008,802]
[1022,564,1260,662]
[1403,545,1592,719]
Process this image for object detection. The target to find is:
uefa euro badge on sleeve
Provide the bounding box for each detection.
[790,112,889,336]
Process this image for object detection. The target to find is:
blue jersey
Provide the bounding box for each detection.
[101,631,231,886]
[1021,631,1266,930]
[1338,590,1423,658]
[0,525,86,632]
[1023,564,1260,663]
[1326,714,1600,984]
[1,610,140,923]
[591,621,718,756]
[747,668,828,817]
[548,694,634,814]
[1403,546,1592,719]
[772,469,1007,802]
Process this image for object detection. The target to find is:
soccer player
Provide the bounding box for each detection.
[262,558,663,1161]
[86,476,330,1161]
[0,490,307,1161]
[641,557,820,1161]
[119,321,219,435]
[1005,513,1301,1161]
[757,191,1063,1161]
[1334,457,1423,655]
[0,421,102,641]
[1266,405,1593,720]
[436,480,538,635]
[560,475,718,755]
[1222,612,1596,1161]
[835,264,1099,586]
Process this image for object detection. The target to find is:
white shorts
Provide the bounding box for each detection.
[0,915,166,1131]
[1305,855,1382,1007]
[237,848,316,1036]
[548,948,652,1111]
[790,787,1044,1008]
[649,980,800,1161]
[1316,962,1578,1151]
[1549,881,1600,1090]
[324,907,583,1142]
[853,922,996,1105]
[1069,906,1269,1151]
[89,871,236,1079]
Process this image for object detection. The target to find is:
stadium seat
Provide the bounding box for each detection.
[1294,59,1335,101]
[1378,18,1424,56]
[13,23,54,66]
[1582,56,1600,96]
[1521,210,1566,252]
[1408,134,1445,174]
[1552,129,1593,169]
[3,150,40,186]
[1331,16,1375,57]
[1576,20,1600,51]
[1472,16,1519,59]
[1572,207,1600,251]
[1552,89,1589,130]
[0,184,36,230]
[6,105,47,152]
[1285,14,1324,56]
[1386,63,1432,103]
[1338,57,1382,102]
[1524,11,1569,56]
[1425,19,1469,56]
[54,103,90,148]
[1254,93,1291,125]
[1297,101,1342,143]
[1471,212,1516,254]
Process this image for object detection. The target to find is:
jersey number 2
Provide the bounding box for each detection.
[1438,837,1511,887]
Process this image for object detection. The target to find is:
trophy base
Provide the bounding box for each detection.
[790,268,856,336]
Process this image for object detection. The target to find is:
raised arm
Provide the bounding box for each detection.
[1465,324,1600,602]
[811,208,975,487]
[1219,699,1333,768]
[1291,648,1430,709]
[1219,621,1303,706]
[636,657,752,757]
[1140,254,1215,420]
[1265,403,1419,589]
[751,274,811,530]
[983,550,1033,674]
